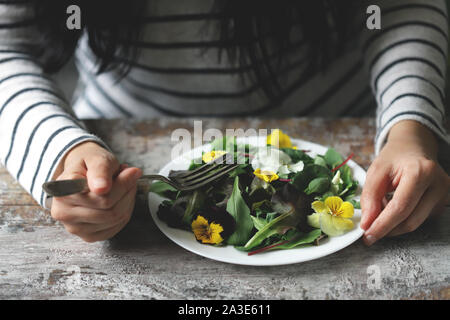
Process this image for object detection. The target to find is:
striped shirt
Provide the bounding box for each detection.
[0,0,448,208]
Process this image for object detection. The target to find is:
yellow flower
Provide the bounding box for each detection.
[202,150,227,163]
[253,168,279,183]
[191,215,224,244]
[308,196,354,236]
[266,129,293,149]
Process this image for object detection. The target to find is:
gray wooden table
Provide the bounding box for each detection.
[0,118,449,300]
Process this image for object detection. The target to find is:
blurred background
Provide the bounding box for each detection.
[53,1,450,111]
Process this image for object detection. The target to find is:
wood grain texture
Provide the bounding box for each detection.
[0,118,449,300]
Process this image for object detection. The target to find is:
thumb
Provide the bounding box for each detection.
[85,153,120,195]
[360,162,391,230]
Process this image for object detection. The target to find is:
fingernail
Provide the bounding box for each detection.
[360,213,367,228]
[360,214,369,231]
[364,234,377,246]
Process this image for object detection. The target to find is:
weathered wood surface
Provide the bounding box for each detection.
[0,118,449,300]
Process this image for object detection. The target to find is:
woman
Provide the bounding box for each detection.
[0,0,448,244]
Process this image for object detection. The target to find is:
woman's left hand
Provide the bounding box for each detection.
[360,120,450,246]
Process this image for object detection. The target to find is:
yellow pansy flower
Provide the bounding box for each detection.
[266,129,293,149]
[191,215,224,244]
[308,196,354,236]
[202,150,227,163]
[253,168,279,183]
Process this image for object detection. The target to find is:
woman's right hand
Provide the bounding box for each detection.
[50,141,143,242]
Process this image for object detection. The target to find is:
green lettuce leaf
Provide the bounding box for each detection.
[280,148,313,164]
[225,176,254,246]
[324,148,343,168]
[149,181,178,199]
[270,229,323,250]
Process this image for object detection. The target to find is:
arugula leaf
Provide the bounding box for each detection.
[244,184,311,250]
[339,165,353,185]
[313,155,328,167]
[324,148,343,168]
[271,229,323,250]
[280,148,313,163]
[255,211,279,224]
[244,211,291,250]
[250,215,269,231]
[304,177,330,195]
[290,164,331,191]
[226,176,254,246]
[182,190,207,226]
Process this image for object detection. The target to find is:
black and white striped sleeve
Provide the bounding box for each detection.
[363,0,449,154]
[0,2,109,208]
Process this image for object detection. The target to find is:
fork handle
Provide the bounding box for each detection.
[42,175,170,209]
[42,175,169,197]
[43,178,90,197]
[42,178,89,209]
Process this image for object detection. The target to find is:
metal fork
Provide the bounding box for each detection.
[42,154,239,207]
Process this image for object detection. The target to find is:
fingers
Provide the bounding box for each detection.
[84,153,120,195]
[52,200,123,225]
[363,167,429,246]
[83,216,132,243]
[387,185,442,237]
[52,167,141,222]
[360,161,392,230]
[58,166,142,209]
[58,144,120,196]
[99,167,142,207]
[64,215,130,242]
[50,141,142,243]
[54,185,138,242]
[82,185,137,242]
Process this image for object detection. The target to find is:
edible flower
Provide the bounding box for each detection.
[191,215,224,244]
[278,161,304,175]
[267,129,293,149]
[253,168,279,183]
[251,147,304,180]
[202,150,227,163]
[307,196,354,236]
[251,147,291,172]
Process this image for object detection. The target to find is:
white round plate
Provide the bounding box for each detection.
[148,136,366,266]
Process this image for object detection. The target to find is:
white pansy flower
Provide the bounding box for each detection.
[251,147,304,175]
[278,161,305,175]
[251,147,291,173]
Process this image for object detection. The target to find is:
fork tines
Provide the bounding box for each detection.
[170,153,239,190]
[172,153,234,179]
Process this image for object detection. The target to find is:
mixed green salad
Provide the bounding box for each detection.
[150,130,360,255]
